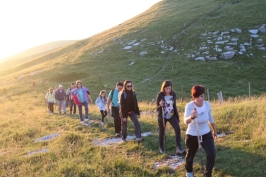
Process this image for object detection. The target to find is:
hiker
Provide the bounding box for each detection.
[156,80,186,155]
[107,81,123,136]
[184,85,217,177]
[72,80,93,123]
[95,90,107,126]
[45,87,55,114]
[66,83,76,114]
[120,80,142,142]
[55,85,66,114]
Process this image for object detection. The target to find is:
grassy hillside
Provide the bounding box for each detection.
[0,0,266,101]
[0,86,265,176]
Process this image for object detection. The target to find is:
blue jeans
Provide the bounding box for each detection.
[77,102,88,121]
[57,100,66,113]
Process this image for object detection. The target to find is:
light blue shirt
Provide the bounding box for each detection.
[108,89,119,107]
[78,88,85,103]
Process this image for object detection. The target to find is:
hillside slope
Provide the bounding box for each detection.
[0,40,77,70]
[0,0,266,100]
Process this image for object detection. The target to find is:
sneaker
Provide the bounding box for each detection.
[80,121,85,124]
[122,139,126,142]
[176,147,186,155]
[84,119,89,122]
[115,133,121,137]
[159,147,166,154]
[101,122,105,126]
[186,172,194,177]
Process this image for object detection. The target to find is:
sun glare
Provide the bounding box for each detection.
[0,0,161,60]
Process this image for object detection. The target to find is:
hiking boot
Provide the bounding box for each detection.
[186,172,194,177]
[115,133,121,137]
[176,147,186,155]
[85,118,89,122]
[122,139,126,142]
[101,122,105,126]
[159,146,166,154]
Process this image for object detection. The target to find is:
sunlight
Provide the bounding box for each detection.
[0,0,161,60]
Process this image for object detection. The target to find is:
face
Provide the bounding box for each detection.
[49,89,53,93]
[194,94,205,103]
[164,86,172,95]
[116,85,123,91]
[77,82,82,88]
[71,85,75,89]
[126,82,133,90]
[101,92,105,96]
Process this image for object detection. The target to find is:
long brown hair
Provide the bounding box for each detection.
[122,80,134,92]
[160,80,173,94]
[99,90,107,101]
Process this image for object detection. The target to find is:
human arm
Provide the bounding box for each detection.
[210,123,217,140]
[184,103,197,124]
[120,92,126,121]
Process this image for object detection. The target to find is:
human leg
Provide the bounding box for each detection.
[128,112,141,140]
[201,132,216,177]
[112,107,121,134]
[77,104,83,121]
[185,134,199,173]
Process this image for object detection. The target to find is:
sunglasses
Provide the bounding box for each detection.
[126,85,132,88]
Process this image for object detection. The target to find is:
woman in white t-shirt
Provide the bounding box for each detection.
[184,85,217,177]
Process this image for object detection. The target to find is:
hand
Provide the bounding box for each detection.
[159,100,164,107]
[213,132,217,140]
[191,108,197,119]
[137,115,140,119]
[122,118,127,122]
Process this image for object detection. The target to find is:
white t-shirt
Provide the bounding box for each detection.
[163,95,174,119]
[184,101,214,136]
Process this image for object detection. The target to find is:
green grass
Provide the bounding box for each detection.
[0,89,266,176]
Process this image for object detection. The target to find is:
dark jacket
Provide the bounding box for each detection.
[120,90,140,118]
[156,91,179,121]
[55,89,66,101]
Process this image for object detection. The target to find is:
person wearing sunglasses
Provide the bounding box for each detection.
[119,80,142,142]
[156,80,186,155]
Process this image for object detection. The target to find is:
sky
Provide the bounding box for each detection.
[0,0,161,60]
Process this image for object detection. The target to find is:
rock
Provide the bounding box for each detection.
[263,56,266,58]
[259,27,266,33]
[240,48,246,53]
[161,51,165,54]
[235,28,242,33]
[217,37,223,41]
[140,51,148,56]
[224,46,234,51]
[250,53,253,56]
[123,46,132,50]
[199,46,208,50]
[249,29,259,34]
[231,38,238,42]
[221,51,234,59]
[221,31,230,35]
[231,29,235,33]
[194,57,205,61]
[250,34,259,38]
[257,39,263,43]
[205,56,218,60]
[215,41,224,45]
[227,42,238,46]
[169,46,174,50]
[212,31,219,35]
[202,51,209,55]
[258,47,265,50]
[129,61,135,65]
[133,43,140,46]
